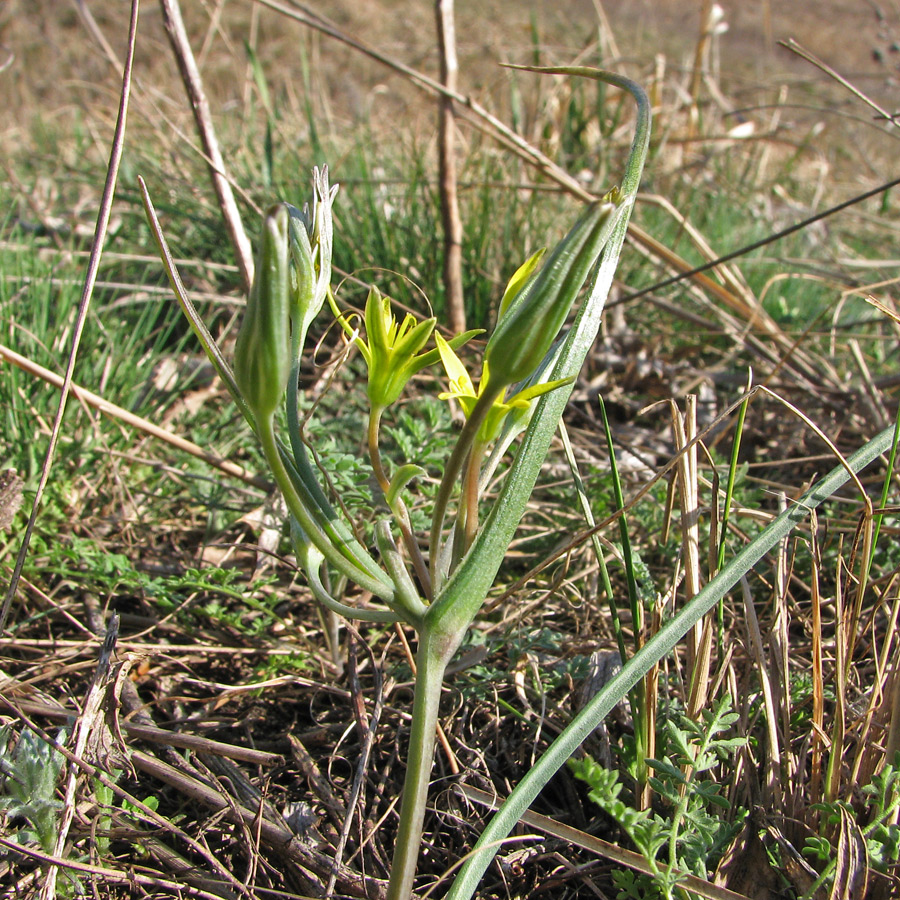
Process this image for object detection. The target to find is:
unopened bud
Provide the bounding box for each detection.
[234,204,291,421]
[287,166,337,348]
[484,200,621,387]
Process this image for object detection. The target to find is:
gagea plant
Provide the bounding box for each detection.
[139,62,900,898]
[141,68,650,899]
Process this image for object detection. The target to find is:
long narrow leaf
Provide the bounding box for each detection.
[138,176,257,430]
[429,68,651,636]
[446,423,895,900]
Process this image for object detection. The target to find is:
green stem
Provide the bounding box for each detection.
[368,407,433,599]
[429,386,504,590]
[286,327,306,469]
[385,629,454,900]
[368,406,392,495]
[375,522,428,624]
[257,415,394,600]
[280,347,387,587]
[277,439,389,585]
[295,528,401,624]
[285,352,353,552]
[285,339,340,519]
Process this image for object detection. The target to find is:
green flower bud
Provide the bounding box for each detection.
[234,204,291,421]
[483,199,622,387]
[286,166,337,350]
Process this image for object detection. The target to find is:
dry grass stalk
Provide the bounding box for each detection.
[740,577,782,810]
[670,395,713,717]
[809,511,826,817]
[0,343,270,490]
[435,0,465,333]
[159,0,254,293]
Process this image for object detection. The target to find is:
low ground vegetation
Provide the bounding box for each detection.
[0,3,899,899]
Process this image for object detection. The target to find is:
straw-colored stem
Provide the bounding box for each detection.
[460,438,487,552]
[160,0,254,291]
[435,0,465,332]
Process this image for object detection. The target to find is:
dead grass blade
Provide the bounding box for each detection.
[830,805,870,900]
[131,749,390,899]
[739,577,782,810]
[0,0,138,636]
[0,836,246,900]
[850,580,900,788]
[670,396,712,716]
[714,815,783,899]
[809,511,826,815]
[781,39,897,126]
[770,493,797,816]
[6,695,282,766]
[886,655,900,765]
[40,618,120,900]
[0,342,270,490]
[826,547,848,805]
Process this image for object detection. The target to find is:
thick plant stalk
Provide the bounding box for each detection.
[385,631,453,900]
[435,0,465,332]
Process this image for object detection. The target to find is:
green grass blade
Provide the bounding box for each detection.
[868,403,900,574]
[717,388,751,572]
[557,417,626,662]
[598,396,641,651]
[445,423,896,900]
